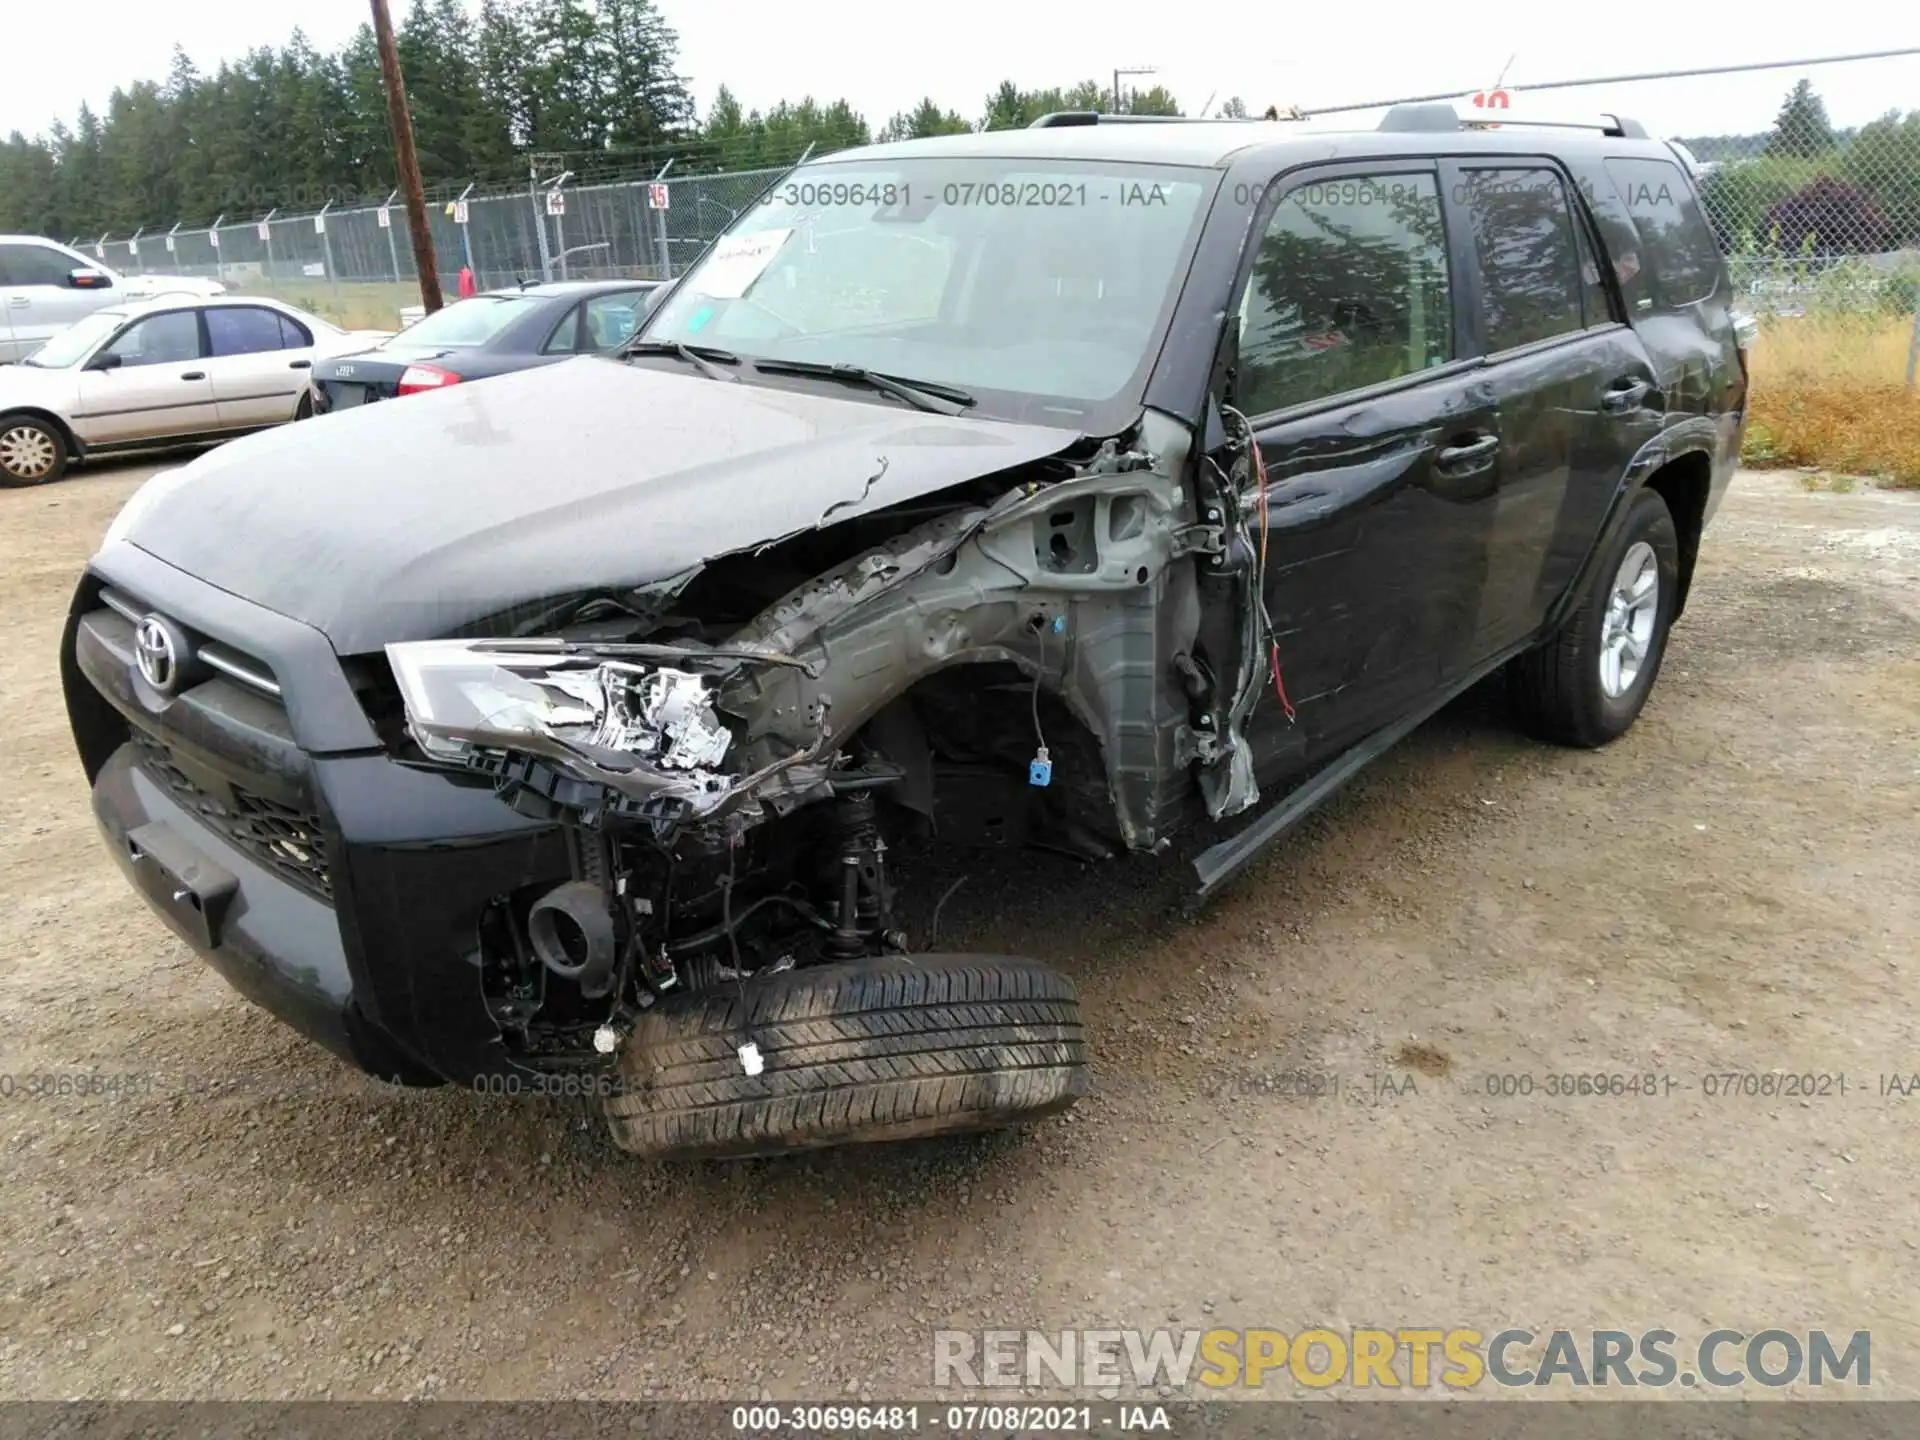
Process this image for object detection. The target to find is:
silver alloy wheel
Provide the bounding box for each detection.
[0,424,57,480]
[1599,540,1659,699]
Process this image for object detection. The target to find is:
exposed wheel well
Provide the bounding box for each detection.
[0,407,81,459]
[859,660,1123,860]
[1644,452,1711,619]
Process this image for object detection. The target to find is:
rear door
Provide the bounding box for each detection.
[1230,162,1501,768]
[1442,161,1663,655]
[70,309,217,445]
[203,305,315,428]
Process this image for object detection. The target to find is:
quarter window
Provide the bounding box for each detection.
[1235,172,1452,415]
[1604,158,1723,307]
[1456,168,1586,351]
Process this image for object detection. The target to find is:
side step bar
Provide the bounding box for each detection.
[1190,640,1530,904]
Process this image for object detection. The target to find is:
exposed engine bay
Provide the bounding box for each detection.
[384,409,1277,1067]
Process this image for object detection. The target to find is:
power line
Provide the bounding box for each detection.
[1295,46,1920,117]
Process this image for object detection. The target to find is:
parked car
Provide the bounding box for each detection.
[64,106,1744,1160]
[0,236,226,364]
[0,295,388,485]
[308,280,662,412]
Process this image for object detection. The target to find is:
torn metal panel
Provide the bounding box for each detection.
[118,357,1084,652]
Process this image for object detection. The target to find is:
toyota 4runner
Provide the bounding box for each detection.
[63,105,1745,1158]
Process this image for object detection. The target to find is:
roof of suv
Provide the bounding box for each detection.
[817,115,1683,171]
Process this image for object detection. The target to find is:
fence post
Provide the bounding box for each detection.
[529,162,555,282]
[651,159,675,279]
[382,189,402,284]
[1908,302,1920,390]
[454,183,475,280]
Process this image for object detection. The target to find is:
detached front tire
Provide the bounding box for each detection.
[0,415,68,487]
[1511,487,1680,747]
[604,954,1088,1160]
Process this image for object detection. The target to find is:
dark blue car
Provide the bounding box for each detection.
[308,279,662,411]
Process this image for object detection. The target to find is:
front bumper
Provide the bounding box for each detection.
[64,543,570,1086]
[90,740,409,1074]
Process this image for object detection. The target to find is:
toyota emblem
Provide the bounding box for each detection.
[135,614,182,692]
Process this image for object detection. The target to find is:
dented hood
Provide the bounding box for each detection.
[119,356,1080,653]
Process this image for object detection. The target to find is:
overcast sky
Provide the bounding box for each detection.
[3,0,1914,143]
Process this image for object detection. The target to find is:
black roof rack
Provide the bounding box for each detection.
[1027,111,1270,128]
[1376,103,1647,139]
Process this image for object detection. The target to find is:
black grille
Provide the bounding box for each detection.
[130,733,332,900]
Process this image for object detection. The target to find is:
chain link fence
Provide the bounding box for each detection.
[81,168,788,329]
[69,66,1920,439]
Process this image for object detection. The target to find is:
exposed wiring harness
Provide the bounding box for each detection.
[1219,404,1296,725]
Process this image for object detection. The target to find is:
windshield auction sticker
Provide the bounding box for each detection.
[690,227,792,299]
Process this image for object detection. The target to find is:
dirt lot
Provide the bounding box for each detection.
[1,461,1916,1402]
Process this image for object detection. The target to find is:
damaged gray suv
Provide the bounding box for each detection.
[63,106,1744,1158]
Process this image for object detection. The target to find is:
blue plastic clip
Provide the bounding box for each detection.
[1028,747,1053,787]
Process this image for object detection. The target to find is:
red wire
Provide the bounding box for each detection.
[1249,437,1295,723]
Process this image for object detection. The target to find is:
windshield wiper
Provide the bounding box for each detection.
[750,360,975,416]
[622,339,739,382]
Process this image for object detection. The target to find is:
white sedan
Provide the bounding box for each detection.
[0,295,389,486]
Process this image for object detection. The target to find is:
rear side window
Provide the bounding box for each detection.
[1235,171,1453,415]
[1604,158,1723,307]
[207,306,295,356]
[1454,168,1586,351]
[278,313,312,348]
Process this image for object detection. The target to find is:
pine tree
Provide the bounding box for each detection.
[1766,79,1835,159]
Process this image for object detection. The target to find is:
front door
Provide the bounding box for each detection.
[1226,163,1499,774]
[71,310,218,446]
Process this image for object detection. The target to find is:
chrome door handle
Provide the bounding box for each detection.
[1602,379,1653,413]
[1435,434,1498,469]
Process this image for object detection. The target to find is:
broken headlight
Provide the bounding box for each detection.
[384,639,733,773]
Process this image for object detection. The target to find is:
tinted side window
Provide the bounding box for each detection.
[1,242,79,288]
[103,311,203,367]
[1574,214,1615,328]
[206,306,293,356]
[277,314,312,348]
[1236,172,1452,414]
[582,292,646,349]
[1604,158,1723,307]
[1456,168,1585,351]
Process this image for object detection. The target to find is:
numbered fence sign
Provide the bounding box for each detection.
[648,183,670,211]
[165,235,176,253]
[208,229,220,248]
[378,206,391,229]
[453,200,469,225]
[314,214,327,234]
[94,245,104,259]
[257,220,271,241]
[546,189,567,216]
[129,238,138,256]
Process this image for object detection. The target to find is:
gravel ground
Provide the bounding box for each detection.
[1,460,1916,1401]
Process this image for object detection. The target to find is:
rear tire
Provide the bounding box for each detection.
[0,415,68,487]
[1510,487,1680,747]
[604,954,1088,1160]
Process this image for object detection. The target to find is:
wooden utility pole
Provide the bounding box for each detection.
[370,0,444,313]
